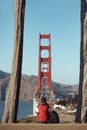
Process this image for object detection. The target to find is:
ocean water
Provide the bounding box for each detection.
[0,100,33,122]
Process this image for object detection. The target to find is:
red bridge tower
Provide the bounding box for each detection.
[38,34,52,91]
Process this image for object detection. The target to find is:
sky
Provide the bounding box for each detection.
[0,0,80,85]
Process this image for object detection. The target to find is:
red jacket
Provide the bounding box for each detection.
[37,104,49,123]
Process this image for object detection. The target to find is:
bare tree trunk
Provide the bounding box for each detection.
[81,0,87,123]
[75,0,84,123]
[2,0,26,123]
[76,0,87,123]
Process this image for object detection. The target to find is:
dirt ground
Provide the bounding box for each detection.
[0,110,87,130]
[18,108,75,124]
[57,109,75,123]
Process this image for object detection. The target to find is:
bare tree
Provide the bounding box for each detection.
[2,0,26,123]
[76,0,87,123]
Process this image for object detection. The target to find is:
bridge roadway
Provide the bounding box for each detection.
[0,124,87,130]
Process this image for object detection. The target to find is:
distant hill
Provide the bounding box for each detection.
[0,70,78,101]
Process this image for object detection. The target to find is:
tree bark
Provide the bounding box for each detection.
[81,0,87,123]
[75,0,87,123]
[2,0,26,123]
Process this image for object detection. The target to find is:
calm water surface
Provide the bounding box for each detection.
[0,100,33,122]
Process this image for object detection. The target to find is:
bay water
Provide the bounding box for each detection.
[0,100,33,122]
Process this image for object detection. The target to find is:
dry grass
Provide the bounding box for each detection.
[18,116,37,123]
